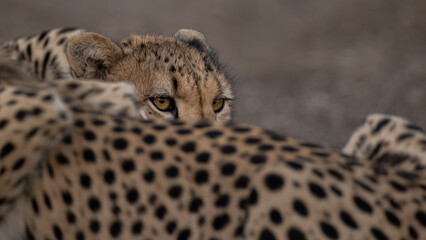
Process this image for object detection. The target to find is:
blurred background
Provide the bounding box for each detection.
[0,0,425,148]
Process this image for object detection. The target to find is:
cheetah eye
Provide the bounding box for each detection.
[150,97,175,111]
[212,98,225,113]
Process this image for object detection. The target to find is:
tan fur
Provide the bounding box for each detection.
[67,31,233,121]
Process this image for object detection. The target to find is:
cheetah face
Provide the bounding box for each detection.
[66,30,233,122]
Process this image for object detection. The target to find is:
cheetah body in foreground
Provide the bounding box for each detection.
[0,60,425,240]
[1,28,233,121]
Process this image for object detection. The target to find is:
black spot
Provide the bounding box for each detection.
[308,182,327,198]
[215,194,229,207]
[143,134,156,144]
[286,161,304,170]
[150,151,164,161]
[368,142,384,160]
[405,123,424,133]
[205,130,223,138]
[113,138,128,150]
[31,198,39,214]
[58,27,77,34]
[371,227,389,240]
[384,210,400,227]
[177,129,192,135]
[221,163,236,176]
[265,174,284,191]
[0,120,8,130]
[168,185,183,199]
[193,121,212,128]
[212,214,230,230]
[80,173,91,189]
[66,211,76,224]
[75,231,84,240]
[26,228,35,240]
[122,159,135,173]
[172,77,178,90]
[143,169,155,183]
[165,166,179,178]
[245,137,261,144]
[12,158,26,171]
[177,229,191,240]
[132,221,143,235]
[409,226,418,239]
[415,211,426,226]
[195,170,209,184]
[109,221,122,237]
[166,221,177,234]
[235,175,250,189]
[250,155,267,164]
[300,142,323,148]
[269,209,282,224]
[397,133,414,142]
[83,149,96,162]
[320,222,339,239]
[62,191,73,205]
[170,65,176,72]
[44,193,52,210]
[330,185,343,197]
[0,142,15,159]
[354,180,375,193]
[181,142,196,152]
[89,219,100,233]
[288,228,306,240]
[88,197,101,212]
[26,44,32,60]
[104,169,115,184]
[248,189,258,205]
[41,51,51,80]
[340,211,358,229]
[293,199,308,217]
[372,118,390,134]
[221,145,236,154]
[189,197,203,212]
[281,146,298,152]
[196,152,210,163]
[259,229,277,240]
[259,144,274,151]
[155,205,167,219]
[353,196,373,214]
[62,134,72,144]
[327,169,344,181]
[389,181,406,192]
[53,225,63,240]
[165,138,177,146]
[126,189,139,204]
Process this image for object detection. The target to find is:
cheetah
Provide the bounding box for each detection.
[1,28,233,121]
[343,113,426,173]
[0,60,425,240]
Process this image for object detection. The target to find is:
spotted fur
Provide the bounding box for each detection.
[0,61,425,240]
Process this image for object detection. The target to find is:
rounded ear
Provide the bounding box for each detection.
[66,32,123,79]
[174,29,211,52]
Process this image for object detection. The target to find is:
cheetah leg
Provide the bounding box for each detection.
[343,113,426,172]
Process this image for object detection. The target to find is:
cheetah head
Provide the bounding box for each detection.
[66,29,233,122]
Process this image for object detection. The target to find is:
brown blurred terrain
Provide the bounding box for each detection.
[0,0,425,148]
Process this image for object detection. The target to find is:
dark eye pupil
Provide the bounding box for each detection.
[158,98,166,104]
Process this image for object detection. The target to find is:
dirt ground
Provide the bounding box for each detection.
[0,0,425,148]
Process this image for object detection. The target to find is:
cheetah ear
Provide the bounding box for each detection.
[174,29,211,53]
[66,32,124,79]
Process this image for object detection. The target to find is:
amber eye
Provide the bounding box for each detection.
[151,97,173,111]
[212,98,225,113]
